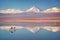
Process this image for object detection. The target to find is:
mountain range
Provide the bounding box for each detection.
[0,6,60,14]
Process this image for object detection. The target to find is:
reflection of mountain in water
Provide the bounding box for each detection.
[0,28,60,40]
[0,26,60,33]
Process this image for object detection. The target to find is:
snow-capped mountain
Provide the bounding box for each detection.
[0,7,60,14]
[0,9,24,14]
[26,6,40,13]
[43,7,60,13]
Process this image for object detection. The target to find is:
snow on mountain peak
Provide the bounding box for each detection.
[0,7,60,14]
[26,6,40,13]
[43,7,60,13]
[0,8,24,14]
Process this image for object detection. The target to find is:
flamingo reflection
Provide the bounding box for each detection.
[9,27,16,33]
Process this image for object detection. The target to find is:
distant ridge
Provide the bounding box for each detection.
[0,9,24,14]
[43,7,60,13]
[0,6,60,14]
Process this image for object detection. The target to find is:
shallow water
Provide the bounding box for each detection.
[0,26,60,40]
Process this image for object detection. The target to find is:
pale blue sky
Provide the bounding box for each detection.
[0,0,60,10]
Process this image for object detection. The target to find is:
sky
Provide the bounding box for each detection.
[0,0,60,10]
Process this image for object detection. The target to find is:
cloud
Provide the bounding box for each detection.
[0,9,24,14]
[43,7,60,13]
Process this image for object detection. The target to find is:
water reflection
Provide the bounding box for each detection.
[0,26,60,33]
[9,27,16,33]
